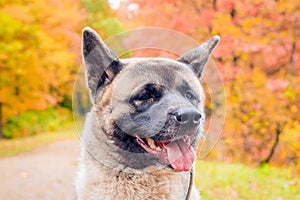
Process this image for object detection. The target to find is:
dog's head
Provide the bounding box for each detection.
[82,27,219,172]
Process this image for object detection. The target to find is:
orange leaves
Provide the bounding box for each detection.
[0,0,83,124]
[223,67,300,168]
[118,0,300,76]
[1,0,125,136]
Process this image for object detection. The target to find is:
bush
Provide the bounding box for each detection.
[2,107,72,139]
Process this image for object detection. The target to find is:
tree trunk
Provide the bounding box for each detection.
[259,123,281,166]
[290,13,297,76]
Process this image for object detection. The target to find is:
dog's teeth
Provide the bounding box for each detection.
[183,136,187,142]
[146,138,162,151]
[146,138,156,149]
[183,135,190,143]
[155,146,162,151]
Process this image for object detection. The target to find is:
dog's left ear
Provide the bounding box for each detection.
[178,35,220,77]
[82,27,123,101]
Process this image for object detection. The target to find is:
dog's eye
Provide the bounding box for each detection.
[185,92,196,99]
[185,92,198,105]
[132,92,154,108]
[132,92,153,104]
[130,85,163,111]
[136,92,152,101]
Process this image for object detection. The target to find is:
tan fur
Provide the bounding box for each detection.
[76,27,220,200]
[76,60,203,200]
[95,85,113,114]
[77,149,200,200]
[76,112,200,200]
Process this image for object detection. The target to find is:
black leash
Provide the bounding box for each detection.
[185,167,194,200]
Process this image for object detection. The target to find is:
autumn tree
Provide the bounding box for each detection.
[0,0,84,137]
[224,69,300,166]
[0,0,126,138]
[117,0,299,74]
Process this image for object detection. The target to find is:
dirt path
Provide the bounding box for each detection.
[0,139,80,200]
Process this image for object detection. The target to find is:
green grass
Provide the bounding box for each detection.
[0,126,78,158]
[195,160,300,200]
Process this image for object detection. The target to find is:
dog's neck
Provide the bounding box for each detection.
[77,111,193,199]
[77,147,192,200]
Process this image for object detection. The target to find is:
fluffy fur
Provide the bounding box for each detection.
[76,112,200,200]
[76,27,219,200]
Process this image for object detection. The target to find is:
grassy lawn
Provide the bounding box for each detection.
[0,126,78,158]
[195,160,300,200]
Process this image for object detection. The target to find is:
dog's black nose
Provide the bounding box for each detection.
[172,108,201,125]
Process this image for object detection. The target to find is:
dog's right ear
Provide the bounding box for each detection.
[177,35,220,77]
[82,27,123,100]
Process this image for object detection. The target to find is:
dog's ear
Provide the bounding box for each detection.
[178,35,220,77]
[82,27,123,99]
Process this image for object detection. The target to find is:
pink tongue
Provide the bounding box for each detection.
[165,139,196,172]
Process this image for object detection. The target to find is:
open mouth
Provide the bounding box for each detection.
[135,135,195,172]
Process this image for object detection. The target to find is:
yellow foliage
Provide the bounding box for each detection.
[0,0,84,123]
[223,67,300,169]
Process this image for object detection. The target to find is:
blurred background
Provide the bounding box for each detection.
[0,0,299,199]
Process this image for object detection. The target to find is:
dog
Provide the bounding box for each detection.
[76,27,219,200]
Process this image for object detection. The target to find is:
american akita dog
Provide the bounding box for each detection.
[76,27,219,200]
